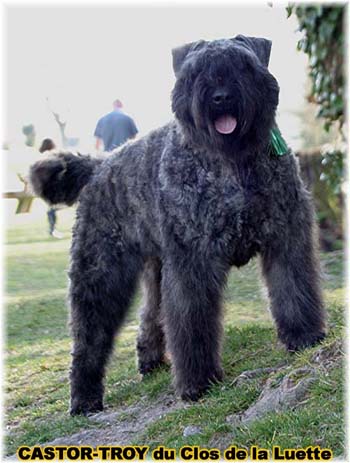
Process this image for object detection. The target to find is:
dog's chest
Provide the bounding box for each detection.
[160,151,267,261]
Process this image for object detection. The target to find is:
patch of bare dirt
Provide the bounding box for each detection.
[47,393,187,447]
[226,366,317,426]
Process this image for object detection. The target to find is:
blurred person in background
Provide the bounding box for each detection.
[94,99,138,152]
[39,138,55,153]
[38,138,63,239]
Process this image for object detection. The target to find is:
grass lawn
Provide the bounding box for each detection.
[4,199,345,456]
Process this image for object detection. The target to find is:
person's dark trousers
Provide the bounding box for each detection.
[47,208,57,235]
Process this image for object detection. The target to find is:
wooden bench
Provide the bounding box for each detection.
[2,174,35,214]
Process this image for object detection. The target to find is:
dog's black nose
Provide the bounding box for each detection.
[212,89,233,105]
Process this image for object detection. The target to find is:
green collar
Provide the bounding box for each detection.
[270,126,288,156]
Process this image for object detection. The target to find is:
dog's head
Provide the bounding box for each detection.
[171,35,279,152]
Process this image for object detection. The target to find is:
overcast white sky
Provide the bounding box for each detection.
[4,4,308,151]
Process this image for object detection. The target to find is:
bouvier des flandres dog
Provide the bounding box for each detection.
[30,35,326,415]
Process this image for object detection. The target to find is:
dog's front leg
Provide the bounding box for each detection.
[161,254,228,401]
[260,194,326,351]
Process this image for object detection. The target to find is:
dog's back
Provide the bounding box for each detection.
[29,123,173,208]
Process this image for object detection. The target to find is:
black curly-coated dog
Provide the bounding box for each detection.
[30,35,326,415]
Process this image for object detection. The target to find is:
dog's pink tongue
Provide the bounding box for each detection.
[214,115,237,134]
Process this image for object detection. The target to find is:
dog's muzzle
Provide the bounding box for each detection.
[210,89,238,135]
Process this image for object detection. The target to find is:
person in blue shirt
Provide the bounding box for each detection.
[94,99,138,152]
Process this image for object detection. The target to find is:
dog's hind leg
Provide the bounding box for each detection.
[161,255,228,401]
[68,231,142,416]
[261,195,326,352]
[136,257,166,375]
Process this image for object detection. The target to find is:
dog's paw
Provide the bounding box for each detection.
[283,331,326,353]
[139,358,166,376]
[179,369,223,402]
[70,397,103,416]
[181,387,206,402]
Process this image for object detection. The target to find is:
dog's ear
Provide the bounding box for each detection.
[172,40,205,76]
[234,35,272,67]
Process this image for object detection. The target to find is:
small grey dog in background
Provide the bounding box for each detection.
[30,35,326,415]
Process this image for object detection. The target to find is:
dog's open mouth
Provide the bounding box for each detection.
[214,115,237,135]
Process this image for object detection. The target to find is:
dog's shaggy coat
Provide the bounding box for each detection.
[30,35,326,415]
